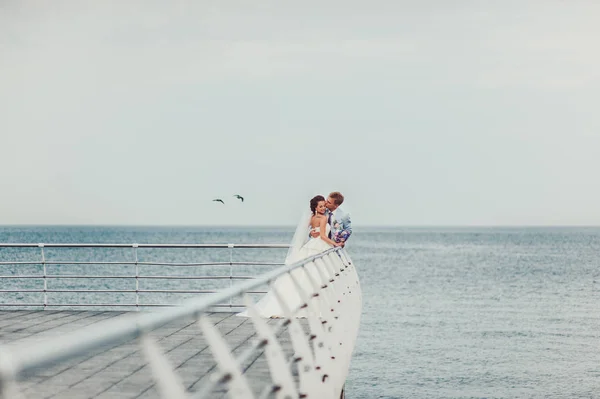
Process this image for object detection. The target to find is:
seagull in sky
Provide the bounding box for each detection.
[233,194,244,202]
[212,199,225,204]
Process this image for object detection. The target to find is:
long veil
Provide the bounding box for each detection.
[285,210,311,264]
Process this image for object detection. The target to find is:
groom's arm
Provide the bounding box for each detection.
[344,213,352,241]
[344,214,352,237]
[338,212,352,242]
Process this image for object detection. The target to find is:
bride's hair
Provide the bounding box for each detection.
[310,195,325,215]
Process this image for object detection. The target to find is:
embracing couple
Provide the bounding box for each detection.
[304,191,352,253]
[238,191,352,318]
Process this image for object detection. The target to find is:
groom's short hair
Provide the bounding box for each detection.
[329,191,344,206]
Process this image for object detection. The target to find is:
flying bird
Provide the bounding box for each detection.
[212,199,225,204]
[233,194,244,202]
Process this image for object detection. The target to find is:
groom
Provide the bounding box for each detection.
[310,191,352,246]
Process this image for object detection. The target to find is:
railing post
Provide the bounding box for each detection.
[38,244,47,309]
[133,244,139,310]
[228,244,234,308]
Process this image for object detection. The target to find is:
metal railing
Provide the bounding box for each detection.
[0,246,362,399]
[0,243,290,309]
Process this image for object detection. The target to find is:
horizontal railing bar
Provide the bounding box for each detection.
[0,276,44,279]
[142,261,283,266]
[0,303,46,307]
[115,304,248,308]
[0,261,284,267]
[0,275,256,280]
[0,289,267,294]
[0,303,138,307]
[0,243,291,248]
[3,247,340,377]
[0,262,41,265]
[0,303,246,309]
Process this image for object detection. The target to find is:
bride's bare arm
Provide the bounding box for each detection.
[319,217,339,247]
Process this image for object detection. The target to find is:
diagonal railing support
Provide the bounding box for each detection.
[198,317,256,399]
[270,284,325,398]
[141,335,189,399]
[244,295,297,399]
[288,265,338,397]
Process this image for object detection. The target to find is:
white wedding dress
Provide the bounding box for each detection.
[240,222,332,318]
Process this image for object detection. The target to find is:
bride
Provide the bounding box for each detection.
[301,195,341,255]
[240,195,341,318]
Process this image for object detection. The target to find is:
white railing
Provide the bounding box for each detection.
[0,243,290,309]
[0,246,362,398]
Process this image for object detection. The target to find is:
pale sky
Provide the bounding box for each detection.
[1,1,600,226]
